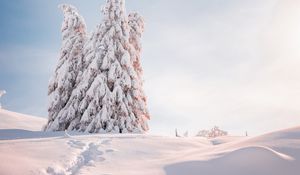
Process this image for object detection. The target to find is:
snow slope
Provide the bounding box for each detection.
[0,109,46,131]
[0,110,299,175]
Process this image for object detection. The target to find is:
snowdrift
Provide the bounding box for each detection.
[165,146,297,175]
[0,109,299,175]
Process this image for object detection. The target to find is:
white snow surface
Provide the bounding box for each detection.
[0,109,46,131]
[0,110,300,175]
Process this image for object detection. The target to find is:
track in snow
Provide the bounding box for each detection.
[45,138,114,175]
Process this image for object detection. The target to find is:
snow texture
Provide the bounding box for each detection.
[1,110,300,175]
[45,0,150,133]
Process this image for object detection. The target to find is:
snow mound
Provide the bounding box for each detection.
[209,136,246,145]
[165,146,298,175]
[0,109,46,131]
[248,126,300,143]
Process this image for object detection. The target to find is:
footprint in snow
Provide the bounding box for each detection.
[83,143,105,162]
[105,149,116,153]
[101,139,112,145]
[67,140,86,149]
[45,141,109,175]
[65,142,106,174]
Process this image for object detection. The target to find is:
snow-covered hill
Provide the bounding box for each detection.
[0,110,299,175]
[0,109,46,131]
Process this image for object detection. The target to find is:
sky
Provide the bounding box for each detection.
[1,0,300,136]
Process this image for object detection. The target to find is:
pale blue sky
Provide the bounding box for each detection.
[1,0,300,136]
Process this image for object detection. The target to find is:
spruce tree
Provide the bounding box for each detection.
[45,0,150,133]
[77,0,149,133]
[45,4,86,131]
[128,12,150,131]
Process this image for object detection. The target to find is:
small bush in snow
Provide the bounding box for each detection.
[196,126,228,138]
[196,130,210,138]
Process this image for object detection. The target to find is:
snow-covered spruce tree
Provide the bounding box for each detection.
[44,4,86,131]
[49,0,150,133]
[128,12,150,130]
[48,8,109,132]
[76,0,150,133]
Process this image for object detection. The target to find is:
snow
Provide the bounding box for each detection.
[0,109,46,131]
[0,90,6,108]
[0,90,6,98]
[0,109,300,175]
[164,146,296,175]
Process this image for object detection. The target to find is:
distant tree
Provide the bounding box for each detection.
[0,90,6,109]
[175,128,180,137]
[183,130,189,137]
[196,126,228,138]
[44,4,86,131]
[196,130,210,138]
[207,126,228,138]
